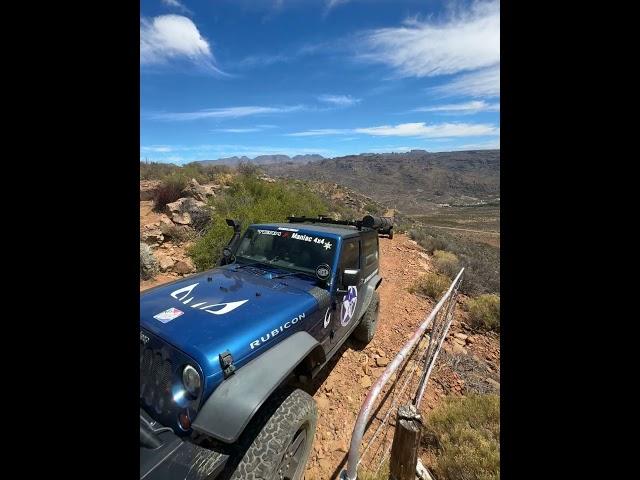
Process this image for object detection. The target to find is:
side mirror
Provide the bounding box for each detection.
[342,268,361,287]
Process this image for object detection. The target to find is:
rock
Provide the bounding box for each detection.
[140,180,161,201]
[165,197,210,228]
[335,438,349,453]
[452,343,467,355]
[181,178,216,202]
[466,336,476,344]
[377,349,386,358]
[362,364,371,376]
[174,259,195,275]
[172,212,192,225]
[160,222,190,241]
[141,228,164,246]
[453,338,466,347]
[140,243,158,280]
[375,357,389,367]
[318,459,332,472]
[454,333,468,341]
[316,397,330,410]
[157,255,175,272]
[158,214,173,226]
[360,375,372,388]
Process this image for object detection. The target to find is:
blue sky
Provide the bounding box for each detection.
[141,0,500,164]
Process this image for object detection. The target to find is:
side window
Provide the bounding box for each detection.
[340,240,360,272]
[363,234,379,270]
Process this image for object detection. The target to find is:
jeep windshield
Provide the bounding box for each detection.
[235,227,335,275]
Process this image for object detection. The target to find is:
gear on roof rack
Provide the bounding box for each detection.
[287,214,394,238]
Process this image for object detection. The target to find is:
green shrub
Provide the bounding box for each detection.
[409,227,499,296]
[409,272,451,300]
[433,250,461,278]
[424,394,500,480]
[466,294,500,332]
[153,175,187,212]
[188,174,329,270]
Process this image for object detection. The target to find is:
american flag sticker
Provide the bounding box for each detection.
[153,307,184,323]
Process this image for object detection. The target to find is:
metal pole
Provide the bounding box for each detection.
[413,273,462,408]
[342,268,464,480]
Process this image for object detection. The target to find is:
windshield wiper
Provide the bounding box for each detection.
[271,270,318,281]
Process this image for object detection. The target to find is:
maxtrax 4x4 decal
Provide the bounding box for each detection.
[171,283,249,315]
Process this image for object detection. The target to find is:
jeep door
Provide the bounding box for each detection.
[330,237,365,345]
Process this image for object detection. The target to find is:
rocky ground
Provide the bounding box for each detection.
[302,233,499,480]
[139,179,500,479]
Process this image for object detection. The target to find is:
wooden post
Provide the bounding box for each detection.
[389,404,422,480]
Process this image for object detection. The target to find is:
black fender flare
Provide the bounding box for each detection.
[359,273,383,315]
[191,331,320,444]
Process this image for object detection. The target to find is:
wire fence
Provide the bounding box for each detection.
[342,268,464,480]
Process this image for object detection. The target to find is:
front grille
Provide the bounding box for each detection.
[140,344,174,415]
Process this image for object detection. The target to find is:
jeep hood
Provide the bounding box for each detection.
[140,265,320,392]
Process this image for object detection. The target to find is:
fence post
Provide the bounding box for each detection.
[389,404,422,480]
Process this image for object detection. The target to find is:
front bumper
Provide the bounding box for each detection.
[140,409,228,480]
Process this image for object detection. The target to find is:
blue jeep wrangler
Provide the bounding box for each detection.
[140,215,392,480]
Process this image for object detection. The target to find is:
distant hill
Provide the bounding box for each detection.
[196,154,325,167]
[263,150,500,214]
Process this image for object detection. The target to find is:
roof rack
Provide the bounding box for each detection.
[287,215,364,230]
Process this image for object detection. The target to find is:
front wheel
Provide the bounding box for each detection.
[229,388,317,480]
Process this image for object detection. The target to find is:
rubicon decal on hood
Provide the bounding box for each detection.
[170,283,249,315]
[250,312,306,350]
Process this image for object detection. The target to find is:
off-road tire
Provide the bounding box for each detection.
[229,388,317,480]
[388,228,394,240]
[352,291,380,344]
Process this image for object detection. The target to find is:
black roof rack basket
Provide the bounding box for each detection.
[287,215,364,230]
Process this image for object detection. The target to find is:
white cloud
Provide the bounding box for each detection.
[430,65,500,98]
[161,0,193,15]
[286,128,352,137]
[318,94,361,107]
[450,139,500,150]
[356,122,499,138]
[149,105,304,121]
[325,0,351,15]
[288,121,499,138]
[140,145,175,153]
[212,128,262,133]
[357,0,499,77]
[140,15,225,74]
[413,100,500,114]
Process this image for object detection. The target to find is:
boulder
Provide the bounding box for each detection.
[141,228,164,246]
[174,258,195,275]
[181,178,215,202]
[140,243,158,280]
[140,180,161,201]
[157,255,175,272]
[165,197,210,228]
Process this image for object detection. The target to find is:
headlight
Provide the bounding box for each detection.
[182,365,201,397]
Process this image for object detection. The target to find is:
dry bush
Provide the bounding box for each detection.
[153,176,187,212]
[423,395,500,480]
[466,294,500,332]
[409,272,451,300]
[433,250,461,278]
